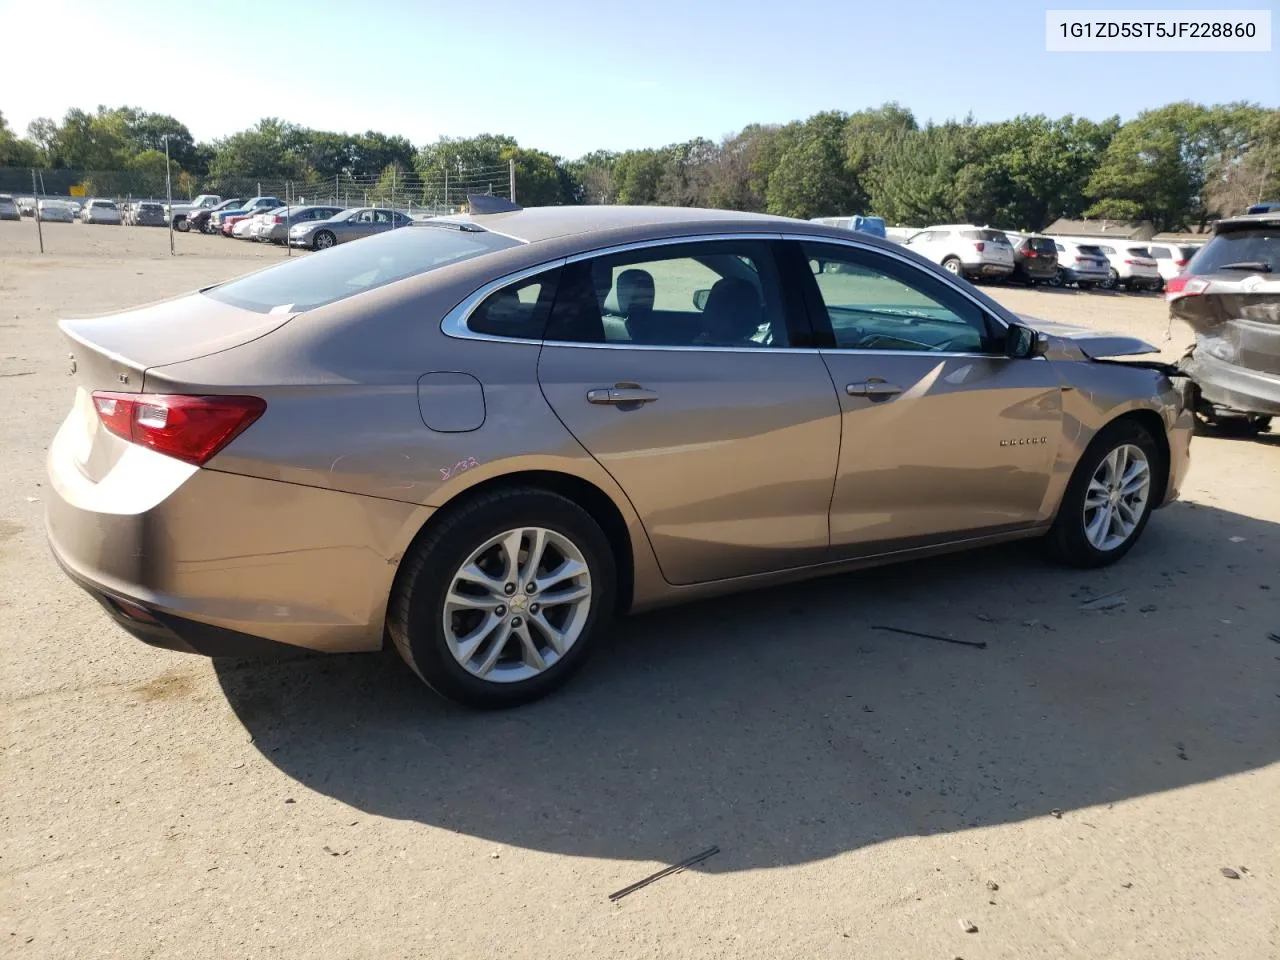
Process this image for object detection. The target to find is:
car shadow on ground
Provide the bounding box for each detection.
[215,501,1280,873]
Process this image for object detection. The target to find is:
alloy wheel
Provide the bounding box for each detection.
[1082,443,1151,551]
[442,527,592,683]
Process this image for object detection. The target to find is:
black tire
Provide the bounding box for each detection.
[1047,419,1164,568]
[388,487,617,709]
[1101,268,1119,290]
[1047,268,1064,288]
[941,256,962,276]
[174,216,190,233]
[313,230,336,250]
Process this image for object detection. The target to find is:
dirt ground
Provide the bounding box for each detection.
[2,221,1278,959]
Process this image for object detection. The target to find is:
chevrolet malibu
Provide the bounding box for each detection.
[47,205,1192,708]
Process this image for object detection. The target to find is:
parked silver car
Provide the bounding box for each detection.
[0,193,20,221]
[252,204,345,244]
[288,207,412,249]
[36,200,76,223]
[80,199,122,225]
[46,206,1192,708]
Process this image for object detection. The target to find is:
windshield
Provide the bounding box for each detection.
[204,225,522,313]
[1186,226,1278,275]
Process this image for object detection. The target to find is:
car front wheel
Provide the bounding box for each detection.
[1048,419,1162,568]
[941,256,962,275]
[313,230,336,250]
[388,488,617,708]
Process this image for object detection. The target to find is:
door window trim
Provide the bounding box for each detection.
[440,230,1014,355]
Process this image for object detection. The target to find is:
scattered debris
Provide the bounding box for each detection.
[871,625,987,649]
[1140,604,1158,613]
[322,846,342,857]
[284,798,295,804]
[1239,866,1250,875]
[862,705,874,713]
[1080,592,1127,611]
[1050,809,1064,819]
[1175,742,1189,761]
[489,851,501,860]
[1022,619,1039,627]
[960,919,979,933]
[1220,867,1240,879]
[1121,882,1133,889]
[1268,633,1280,644]
[986,880,999,891]
[1228,536,1246,543]
[975,613,993,622]
[24,496,39,503]
[608,846,719,901]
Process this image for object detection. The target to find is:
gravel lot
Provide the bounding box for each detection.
[2,221,1277,959]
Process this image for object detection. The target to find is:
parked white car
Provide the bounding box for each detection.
[80,198,122,225]
[36,200,76,223]
[1082,240,1162,291]
[884,226,919,245]
[904,225,1014,280]
[1145,241,1200,283]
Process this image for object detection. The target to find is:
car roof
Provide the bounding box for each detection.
[437,205,800,245]
[1214,212,1280,230]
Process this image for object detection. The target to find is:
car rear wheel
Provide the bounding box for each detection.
[942,256,961,275]
[174,217,189,233]
[1046,268,1064,287]
[313,230,336,250]
[388,487,617,709]
[1101,269,1119,290]
[1047,419,1162,568]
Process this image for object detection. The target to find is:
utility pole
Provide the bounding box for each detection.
[30,168,43,253]
[285,181,291,258]
[509,157,516,203]
[163,135,174,255]
[443,163,448,213]
[390,165,397,224]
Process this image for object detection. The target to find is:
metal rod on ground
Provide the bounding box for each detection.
[30,168,44,253]
[164,136,174,256]
[608,846,720,901]
[509,157,516,203]
[285,181,291,258]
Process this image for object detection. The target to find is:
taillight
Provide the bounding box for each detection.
[1024,249,1037,258]
[91,392,266,466]
[974,241,985,252]
[272,215,283,223]
[1164,275,1210,301]
[1174,259,1188,267]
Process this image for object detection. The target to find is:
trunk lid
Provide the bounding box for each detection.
[59,292,295,481]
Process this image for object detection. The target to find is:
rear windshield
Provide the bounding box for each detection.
[204,225,522,313]
[1126,247,1151,257]
[1186,226,1278,275]
[93,200,117,209]
[1027,237,1056,253]
[962,229,1009,242]
[1076,245,1104,256]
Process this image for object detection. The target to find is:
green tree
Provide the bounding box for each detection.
[612,149,666,204]
[843,103,917,211]
[865,123,971,225]
[565,150,618,204]
[765,111,860,219]
[206,118,310,183]
[125,148,179,196]
[502,146,569,205]
[0,111,42,166]
[706,125,777,211]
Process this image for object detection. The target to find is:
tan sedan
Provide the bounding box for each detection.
[47,205,1192,707]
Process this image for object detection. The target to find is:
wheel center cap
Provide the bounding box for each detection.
[509,594,528,612]
[1109,489,1121,505]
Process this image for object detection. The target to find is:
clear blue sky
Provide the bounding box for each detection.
[1,0,1275,158]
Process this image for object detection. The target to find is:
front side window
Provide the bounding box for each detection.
[800,241,992,353]
[355,210,374,224]
[545,240,789,348]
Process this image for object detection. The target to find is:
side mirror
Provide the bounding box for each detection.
[1005,323,1048,359]
[692,289,710,311]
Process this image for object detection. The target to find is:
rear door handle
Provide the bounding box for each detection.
[846,380,903,400]
[587,386,659,405]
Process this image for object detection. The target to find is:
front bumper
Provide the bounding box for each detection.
[1183,348,1280,417]
[288,234,315,247]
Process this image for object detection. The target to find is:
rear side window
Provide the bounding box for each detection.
[204,226,521,313]
[1186,226,1279,275]
[962,229,1008,242]
[1150,246,1170,259]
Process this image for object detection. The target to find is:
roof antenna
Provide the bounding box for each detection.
[467,194,522,215]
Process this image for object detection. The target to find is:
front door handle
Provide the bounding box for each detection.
[846,380,903,400]
[586,386,659,406]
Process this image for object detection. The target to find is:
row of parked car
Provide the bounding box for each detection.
[811,216,1201,294]
[174,194,416,249]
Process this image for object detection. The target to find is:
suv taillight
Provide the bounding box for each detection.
[92,392,266,465]
[974,241,985,252]
[1164,275,1210,301]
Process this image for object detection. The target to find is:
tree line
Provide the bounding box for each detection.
[2,101,1277,230]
